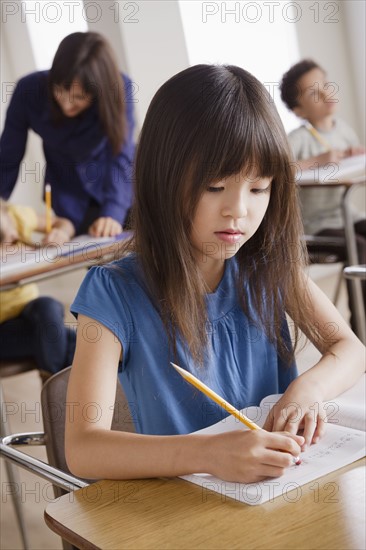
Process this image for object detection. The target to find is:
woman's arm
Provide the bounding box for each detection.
[65,314,303,482]
[264,275,365,444]
[0,79,30,199]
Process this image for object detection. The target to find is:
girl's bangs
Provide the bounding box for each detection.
[193,93,287,186]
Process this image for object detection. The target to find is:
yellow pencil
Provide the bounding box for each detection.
[171,362,301,465]
[45,184,52,234]
[306,124,331,151]
[171,362,260,430]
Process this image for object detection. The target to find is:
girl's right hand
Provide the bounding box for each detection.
[205,429,304,484]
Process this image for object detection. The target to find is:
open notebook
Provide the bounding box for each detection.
[299,153,366,184]
[181,375,366,505]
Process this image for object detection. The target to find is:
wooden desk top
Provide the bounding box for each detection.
[0,238,128,288]
[45,458,365,550]
[298,176,365,187]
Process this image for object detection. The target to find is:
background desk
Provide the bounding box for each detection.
[298,179,366,343]
[45,458,365,550]
[0,235,130,290]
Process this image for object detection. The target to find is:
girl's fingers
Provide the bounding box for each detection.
[299,413,317,448]
[262,413,274,432]
[311,416,327,444]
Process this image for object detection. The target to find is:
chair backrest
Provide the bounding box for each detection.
[303,234,346,264]
[41,367,135,475]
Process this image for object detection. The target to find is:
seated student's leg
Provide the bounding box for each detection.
[0,317,35,361]
[21,297,76,374]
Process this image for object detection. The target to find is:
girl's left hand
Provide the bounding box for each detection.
[88,217,122,237]
[262,380,328,451]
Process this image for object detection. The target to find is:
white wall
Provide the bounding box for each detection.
[341,0,366,143]
[0,0,43,210]
[115,0,189,128]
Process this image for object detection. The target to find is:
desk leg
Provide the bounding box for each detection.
[342,184,366,344]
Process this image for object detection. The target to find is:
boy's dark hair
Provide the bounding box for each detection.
[280,59,324,110]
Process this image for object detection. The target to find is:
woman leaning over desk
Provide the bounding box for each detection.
[0,32,135,237]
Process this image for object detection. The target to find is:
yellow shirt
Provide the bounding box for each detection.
[0,205,39,323]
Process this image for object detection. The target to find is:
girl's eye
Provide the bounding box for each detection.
[251,185,271,194]
[207,186,224,193]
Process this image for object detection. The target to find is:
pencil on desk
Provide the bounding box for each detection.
[171,362,301,465]
[45,184,52,234]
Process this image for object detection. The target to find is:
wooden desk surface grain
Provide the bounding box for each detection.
[0,239,124,288]
[45,458,365,550]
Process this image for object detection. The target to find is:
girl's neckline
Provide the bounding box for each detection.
[206,260,229,295]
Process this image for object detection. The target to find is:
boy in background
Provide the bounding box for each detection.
[280,59,365,331]
[0,200,76,373]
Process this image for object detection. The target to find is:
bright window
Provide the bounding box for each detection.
[179,0,301,132]
[23,0,88,70]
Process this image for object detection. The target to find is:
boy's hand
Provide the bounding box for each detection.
[88,217,122,237]
[315,150,345,165]
[344,146,366,158]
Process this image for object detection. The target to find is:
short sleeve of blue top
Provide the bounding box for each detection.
[71,255,297,435]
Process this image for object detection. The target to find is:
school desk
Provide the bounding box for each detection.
[298,178,366,344]
[0,235,130,290]
[44,458,365,550]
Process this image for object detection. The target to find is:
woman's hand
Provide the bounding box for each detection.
[88,216,122,237]
[263,380,327,450]
[206,429,304,484]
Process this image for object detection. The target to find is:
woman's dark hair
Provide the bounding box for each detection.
[280,59,324,110]
[124,64,325,363]
[49,32,126,155]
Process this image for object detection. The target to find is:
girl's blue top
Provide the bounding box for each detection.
[0,71,135,232]
[71,255,298,435]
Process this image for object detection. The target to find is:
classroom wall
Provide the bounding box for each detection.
[341,0,366,144]
[115,0,189,128]
[0,2,43,210]
[294,0,362,141]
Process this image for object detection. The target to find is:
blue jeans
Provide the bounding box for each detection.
[0,297,76,374]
